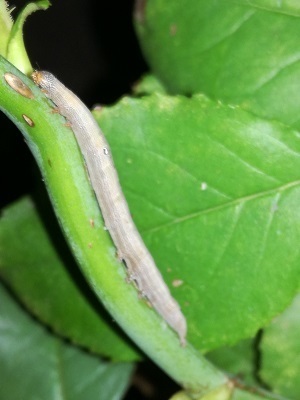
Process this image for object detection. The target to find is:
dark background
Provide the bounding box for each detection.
[0,0,147,209]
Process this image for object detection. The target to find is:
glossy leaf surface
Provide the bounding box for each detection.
[0,281,134,400]
[135,0,300,128]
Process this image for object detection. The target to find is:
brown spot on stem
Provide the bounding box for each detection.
[4,72,34,98]
[22,114,34,127]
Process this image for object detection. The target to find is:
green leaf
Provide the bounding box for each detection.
[0,281,134,400]
[0,195,141,361]
[0,0,13,55]
[95,93,300,351]
[134,0,300,128]
[6,1,50,74]
[133,73,167,96]
[206,339,256,386]
[260,294,300,399]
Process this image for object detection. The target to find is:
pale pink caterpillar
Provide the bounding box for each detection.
[32,71,187,345]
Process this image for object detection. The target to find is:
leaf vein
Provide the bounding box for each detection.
[138,146,232,199]
[211,203,245,271]
[206,135,281,184]
[197,10,256,55]
[255,192,281,272]
[250,55,300,95]
[125,187,177,220]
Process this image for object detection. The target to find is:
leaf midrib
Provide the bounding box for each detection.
[143,179,300,234]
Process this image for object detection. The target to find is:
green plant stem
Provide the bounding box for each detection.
[0,56,229,396]
[6,0,50,74]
